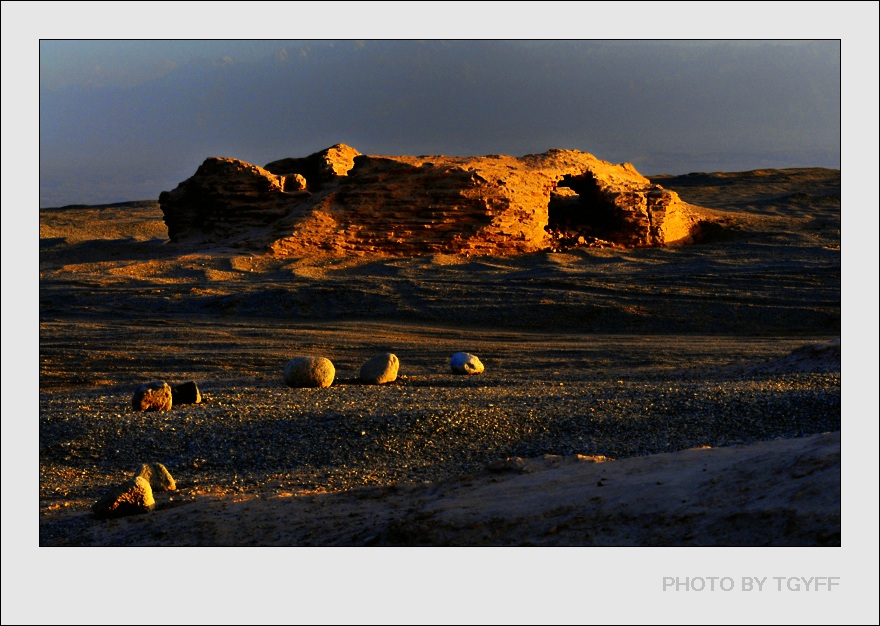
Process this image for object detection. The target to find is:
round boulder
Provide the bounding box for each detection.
[132,381,173,412]
[451,352,484,375]
[284,356,335,388]
[359,353,399,384]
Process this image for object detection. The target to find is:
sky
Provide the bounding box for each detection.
[36,38,844,207]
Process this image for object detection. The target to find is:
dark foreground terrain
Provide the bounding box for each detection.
[37,167,841,546]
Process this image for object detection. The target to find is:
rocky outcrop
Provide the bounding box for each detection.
[159,157,310,246]
[264,143,361,191]
[160,145,715,256]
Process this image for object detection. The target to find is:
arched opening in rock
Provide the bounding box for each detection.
[546,173,629,247]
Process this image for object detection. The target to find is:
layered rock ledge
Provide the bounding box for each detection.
[159,144,718,256]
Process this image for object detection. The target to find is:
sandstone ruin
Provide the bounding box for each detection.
[159,144,718,256]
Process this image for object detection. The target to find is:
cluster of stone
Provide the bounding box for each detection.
[92,462,177,519]
[104,351,485,519]
[131,380,202,412]
[282,351,485,388]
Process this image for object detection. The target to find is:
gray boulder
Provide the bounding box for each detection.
[450,352,484,375]
[171,380,202,404]
[359,353,399,384]
[132,381,172,411]
[284,356,335,388]
[92,476,155,519]
[136,462,177,492]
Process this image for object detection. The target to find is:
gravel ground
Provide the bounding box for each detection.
[38,323,840,546]
[40,369,840,494]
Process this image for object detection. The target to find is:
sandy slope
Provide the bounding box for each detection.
[44,431,839,547]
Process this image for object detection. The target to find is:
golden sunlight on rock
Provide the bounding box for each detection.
[159,145,725,257]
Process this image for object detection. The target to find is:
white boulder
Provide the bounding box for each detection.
[451,352,484,375]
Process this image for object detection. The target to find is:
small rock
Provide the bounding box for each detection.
[360,353,399,384]
[575,454,614,463]
[136,463,177,491]
[450,352,484,375]
[486,457,528,473]
[171,381,201,405]
[131,381,172,412]
[284,356,335,388]
[92,476,155,519]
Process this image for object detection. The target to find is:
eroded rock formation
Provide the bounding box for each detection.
[159,144,716,256]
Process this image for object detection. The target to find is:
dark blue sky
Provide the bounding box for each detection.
[36,38,843,207]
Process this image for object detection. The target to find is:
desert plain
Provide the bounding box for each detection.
[37,164,841,546]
